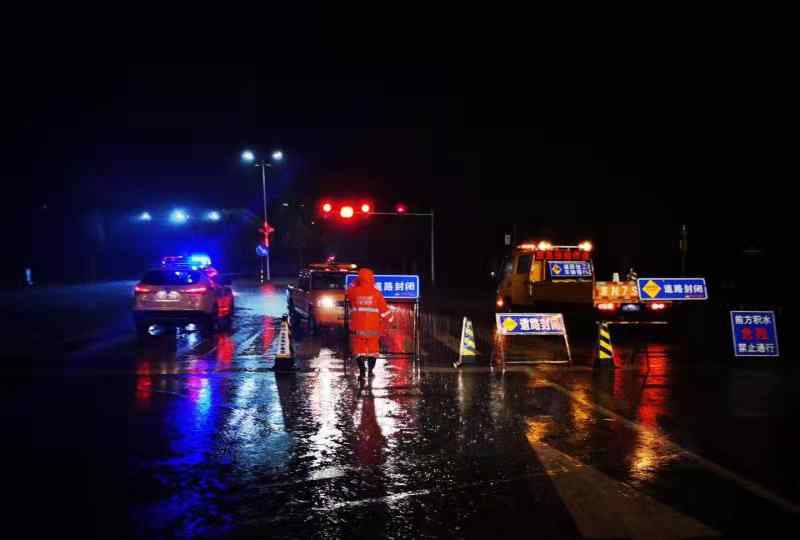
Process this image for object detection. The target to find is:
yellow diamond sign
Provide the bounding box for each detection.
[502,317,518,333]
[642,280,662,299]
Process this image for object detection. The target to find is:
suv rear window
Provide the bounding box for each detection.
[311,272,345,290]
[141,270,206,286]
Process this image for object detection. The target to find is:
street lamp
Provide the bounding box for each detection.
[241,148,284,282]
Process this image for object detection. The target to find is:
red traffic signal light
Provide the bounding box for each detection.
[340,205,354,219]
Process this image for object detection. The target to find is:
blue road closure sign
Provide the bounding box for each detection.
[548,261,592,278]
[346,274,420,300]
[636,278,708,301]
[730,311,779,357]
[496,313,566,336]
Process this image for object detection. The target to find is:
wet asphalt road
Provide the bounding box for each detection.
[4,282,799,538]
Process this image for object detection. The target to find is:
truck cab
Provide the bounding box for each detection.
[287,262,357,333]
[496,241,595,311]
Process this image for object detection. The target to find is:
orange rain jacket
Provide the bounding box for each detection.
[346,268,392,355]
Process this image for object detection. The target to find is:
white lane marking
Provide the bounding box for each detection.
[529,440,720,539]
[235,326,266,354]
[535,370,800,514]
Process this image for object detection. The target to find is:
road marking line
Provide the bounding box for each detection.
[534,369,800,514]
[235,327,265,354]
[529,440,720,539]
[310,474,549,512]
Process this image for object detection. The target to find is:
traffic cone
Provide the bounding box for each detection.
[274,317,295,371]
[454,317,478,367]
[596,321,615,368]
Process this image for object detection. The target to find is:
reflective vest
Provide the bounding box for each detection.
[347,281,392,337]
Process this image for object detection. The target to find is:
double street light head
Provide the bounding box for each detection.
[241,149,284,164]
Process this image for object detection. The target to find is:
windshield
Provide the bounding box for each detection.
[141,270,206,286]
[311,272,345,290]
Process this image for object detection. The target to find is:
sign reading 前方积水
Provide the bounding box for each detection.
[730,311,779,357]
[346,274,420,299]
[636,278,708,301]
[548,261,592,278]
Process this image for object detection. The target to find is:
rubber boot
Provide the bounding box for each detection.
[367,357,376,377]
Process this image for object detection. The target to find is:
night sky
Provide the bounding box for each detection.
[3,56,789,292]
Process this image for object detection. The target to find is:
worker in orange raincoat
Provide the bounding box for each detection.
[346,268,393,377]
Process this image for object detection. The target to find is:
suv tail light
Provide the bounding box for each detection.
[648,302,667,311]
[184,286,208,294]
[134,285,152,294]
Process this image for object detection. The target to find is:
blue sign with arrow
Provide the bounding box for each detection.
[636,278,708,301]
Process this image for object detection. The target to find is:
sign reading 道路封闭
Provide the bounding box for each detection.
[495,312,571,364]
[346,274,420,300]
[730,311,779,357]
[495,313,566,336]
[636,278,708,301]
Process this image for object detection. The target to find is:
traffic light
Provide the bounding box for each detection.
[318,199,371,221]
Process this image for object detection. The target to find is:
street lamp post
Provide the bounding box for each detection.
[242,149,283,283]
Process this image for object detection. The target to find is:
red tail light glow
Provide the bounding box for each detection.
[134,285,152,294]
[184,286,208,294]
[360,203,371,213]
[322,202,333,213]
[648,302,667,311]
[597,302,618,311]
[340,206,354,218]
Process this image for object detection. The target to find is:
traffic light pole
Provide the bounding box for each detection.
[260,162,271,282]
[371,210,435,286]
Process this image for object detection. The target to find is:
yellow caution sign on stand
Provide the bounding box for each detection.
[455,317,478,367]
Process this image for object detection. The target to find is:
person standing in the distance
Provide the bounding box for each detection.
[346,268,393,378]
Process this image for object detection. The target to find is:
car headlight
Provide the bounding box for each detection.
[317,296,335,308]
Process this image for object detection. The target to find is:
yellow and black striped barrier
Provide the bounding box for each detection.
[454,317,478,367]
[596,321,615,368]
[274,316,295,371]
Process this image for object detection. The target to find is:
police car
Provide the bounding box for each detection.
[133,255,234,338]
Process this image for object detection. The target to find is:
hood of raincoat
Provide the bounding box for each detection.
[357,268,375,286]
